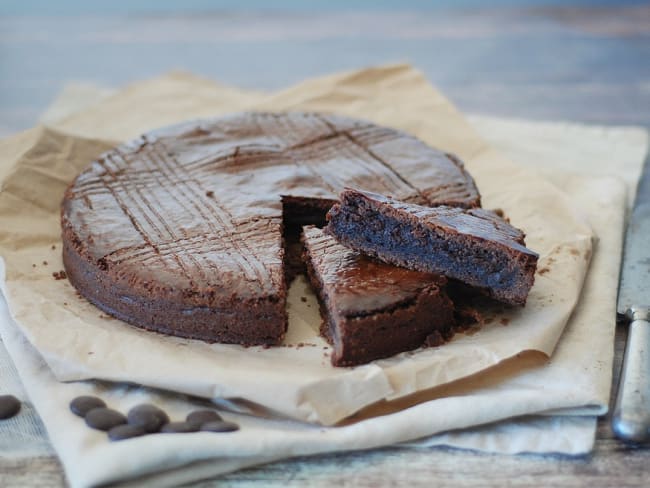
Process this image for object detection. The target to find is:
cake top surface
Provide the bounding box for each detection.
[337,188,538,258]
[302,225,446,316]
[62,112,480,302]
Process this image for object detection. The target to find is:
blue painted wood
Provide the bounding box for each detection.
[0,0,644,16]
[1,5,648,136]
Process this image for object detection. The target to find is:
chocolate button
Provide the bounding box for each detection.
[108,424,146,441]
[200,420,239,433]
[0,395,21,420]
[70,395,106,418]
[85,407,127,431]
[127,404,169,433]
[186,409,222,427]
[160,421,199,433]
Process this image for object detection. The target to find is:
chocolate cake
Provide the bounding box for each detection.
[326,188,538,306]
[62,112,480,346]
[302,226,455,366]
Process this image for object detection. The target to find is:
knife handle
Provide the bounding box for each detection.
[612,306,650,443]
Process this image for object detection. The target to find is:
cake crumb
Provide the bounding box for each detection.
[454,306,485,328]
[42,260,48,266]
[538,267,550,275]
[32,264,36,268]
[63,302,68,306]
[491,208,510,222]
[52,270,67,280]
[51,244,56,250]
[300,296,307,302]
[206,190,215,198]
[569,248,579,256]
[425,331,445,347]
[500,318,510,326]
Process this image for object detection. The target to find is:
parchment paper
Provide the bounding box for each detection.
[0,65,593,425]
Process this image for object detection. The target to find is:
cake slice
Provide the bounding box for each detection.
[326,188,539,306]
[302,226,455,367]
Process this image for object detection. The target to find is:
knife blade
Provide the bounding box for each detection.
[612,146,650,443]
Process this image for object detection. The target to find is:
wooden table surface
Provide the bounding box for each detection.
[1,2,649,486]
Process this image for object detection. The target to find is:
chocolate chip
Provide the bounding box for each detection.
[186,409,222,427]
[108,424,146,441]
[200,420,239,433]
[160,421,199,433]
[127,404,169,433]
[85,408,127,431]
[0,395,21,420]
[70,396,106,418]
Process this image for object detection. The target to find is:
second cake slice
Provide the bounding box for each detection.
[326,188,539,306]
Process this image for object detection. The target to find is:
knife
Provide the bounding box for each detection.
[612,146,650,443]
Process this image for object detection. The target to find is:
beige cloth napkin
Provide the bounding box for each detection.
[0,65,647,487]
[0,66,593,425]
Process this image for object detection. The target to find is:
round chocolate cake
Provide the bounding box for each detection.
[61,112,480,345]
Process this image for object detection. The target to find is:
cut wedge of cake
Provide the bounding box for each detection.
[326,188,538,306]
